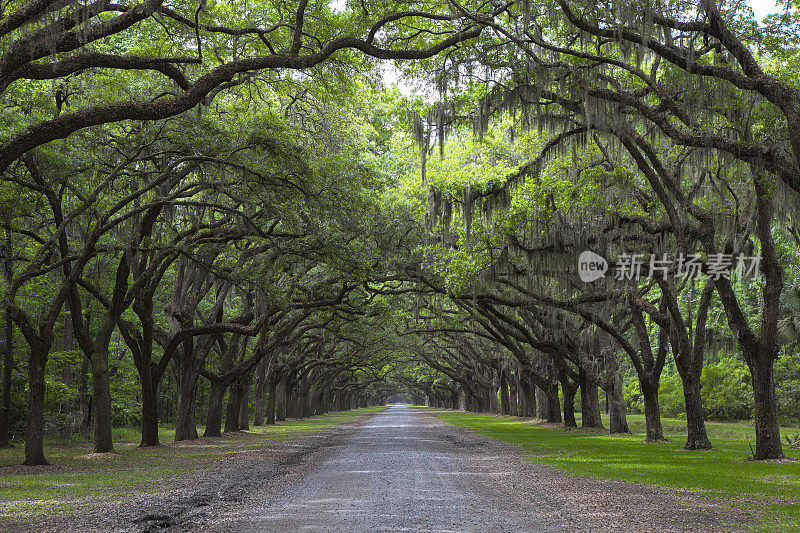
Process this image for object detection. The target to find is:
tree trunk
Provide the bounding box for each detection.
[298,382,309,418]
[204,378,227,438]
[253,358,268,426]
[238,372,251,430]
[276,376,286,421]
[140,366,160,446]
[224,379,243,432]
[579,369,604,429]
[508,377,518,416]
[0,238,12,448]
[463,391,473,412]
[88,314,115,453]
[680,373,712,449]
[749,354,785,459]
[266,380,277,425]
[0,313,13,447]
[24,344,49,465]
[287,386,298,419]
[546,381,562,423]
[535,385,548,420]
[477,389,488,412]
[641,379,666,442]
[90,356,113,452]
[60,313,73,439]
[314,386,328,415]
[665,278,712,450]
[604,371,630,434]
[499,374,510,415]
[131,296,159,447]
[559,374,577,429]
[174,346,200,441]
[518,378,535,417]
[488,382,499,413]
[78,352,90,437]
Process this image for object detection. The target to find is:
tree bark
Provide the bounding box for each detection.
[24,344,49,465]
[518,377,536,417]
[0,232,12,448]
[60,313,73,439]
[545,381,562,423]
[287,385,298,418]
[253,357,268,426]
[130,292,161,447]
[203,377,227,437]
[535,385,548,419]
[0,312,13,447]
[140,364,160,446]
[559,372,577,429]
[604,370,630,434]
[90,353,113,453]
[499,373,510,415]
[78,351,90,437]
[238,372,251,430]
[451,390,460,410]
[266,380,277,425]
[579,369,604,429]
[681,373,712,449]
[224,378,243,432]
[641,379,666,442]
[88,314,115,453]
[174,343,200,441]
[488,381,499,413]
[508,375,518,416]
[749,354,784,459]
[276,376,286,421]
[297,378,309,418]
[662,278,713,450]
[709,167,785,459]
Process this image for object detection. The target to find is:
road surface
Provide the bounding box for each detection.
[202,405,744,532]
[41,405,749,532]
[221,404,552,532]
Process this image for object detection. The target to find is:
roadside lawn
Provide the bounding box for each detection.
[0,407,382,521]
[421,408,800,532]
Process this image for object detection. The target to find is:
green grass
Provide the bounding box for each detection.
[421,408,800,532]
[0,408,382,521]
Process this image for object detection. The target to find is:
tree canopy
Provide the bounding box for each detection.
[1,0,800,468]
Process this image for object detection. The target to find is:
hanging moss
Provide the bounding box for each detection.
[463,186,474,239]
[427,186,442,230]
[442,195,453,234]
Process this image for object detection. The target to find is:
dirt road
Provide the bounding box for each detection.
[203,405,746,532]
[42,405,750,532]
[209,404,559,532]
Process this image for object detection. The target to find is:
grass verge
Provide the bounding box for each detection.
[0,407,382,521]
[420,408,800,532]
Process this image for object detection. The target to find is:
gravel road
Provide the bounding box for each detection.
[37,405,752,532]
[203,405,749,532]
[211,404,558,532]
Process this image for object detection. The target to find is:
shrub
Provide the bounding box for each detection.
[623,376,644,414]
[622,373,685,419]
[657,373,686,419]
[700,358,753,420]
[774,351,800,422]
[622,358,754,422]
